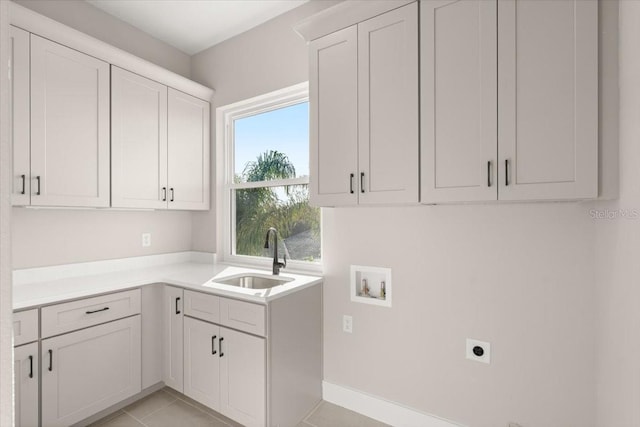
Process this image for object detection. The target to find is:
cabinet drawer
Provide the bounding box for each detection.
[42,289,141,338]
[184,290,220,324]
[220,298,266,337]
[13,309,38,346]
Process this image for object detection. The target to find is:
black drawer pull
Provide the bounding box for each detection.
[162,187,167,202]
[175,297,181,314]
[349,173,354,194]
[28,355,33,378]
[487,161,492,187]
[36,176,41,195]
[360,172,365,193]
[219,337,224,357]
[21,174,26,195]
[170,188,175,202]
[48,349,53,372]
[86,307,109,314]
[211,335,217,355]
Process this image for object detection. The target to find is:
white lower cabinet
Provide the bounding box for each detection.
[219,327,266,427]
[184,317,266,427]
[14,342,39,427]
[183,317,220,409]
[163,286,184,392]
[11,283,320,427]
[41,316,141,427]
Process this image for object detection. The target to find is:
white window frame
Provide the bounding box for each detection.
[216,82,322,273]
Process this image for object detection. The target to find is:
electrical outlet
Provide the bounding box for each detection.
[142,233,151,247]
[466,338,491,364]
[342,315,353,333]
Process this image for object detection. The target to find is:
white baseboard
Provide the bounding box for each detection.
[322,381,464,427]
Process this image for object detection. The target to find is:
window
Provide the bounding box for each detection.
[218,83,321,269]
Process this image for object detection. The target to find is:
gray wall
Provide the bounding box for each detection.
[594,1,640,425]
[10,0,194,269]
[190,2,630,427]
[12,0,191,77]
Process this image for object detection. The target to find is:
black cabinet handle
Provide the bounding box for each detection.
[505,159,510,186]
[360,172,365,193]
[211,335,217,355]
[48,349,53,372]
[162,187,167,202]
[21,174,26,195]
[85,307,109,314]
[175,297,181,314]
[219,337,224,357]
[170,188,174,202]
[487,161,492,187]
[28,355,33,378]
[349,173,354,194]
[36,176,41,195]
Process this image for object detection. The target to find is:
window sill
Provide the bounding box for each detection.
[221,254,323,276]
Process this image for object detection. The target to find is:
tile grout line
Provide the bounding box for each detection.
[123,391,177,425]
[302,400,323,427]
[171,392,233,426]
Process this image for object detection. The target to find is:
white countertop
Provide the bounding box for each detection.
[13,253,322,310]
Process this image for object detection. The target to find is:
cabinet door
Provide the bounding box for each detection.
[421,0,497,203]
[167,88,210,210]
[309,26,358,207]
[183,317,220,411]
[219,327,266,427]
[30,34,110,207]
[41,316,141,427]
[10,26,30,206]
[498,0,597,200]
[358,3,419,205]
[163,286,184,392]
[111,66,168,209]
[14,343,38,427]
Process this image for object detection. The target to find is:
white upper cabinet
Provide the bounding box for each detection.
[498,0,598,200]
[420,0,497,203]
[309,26,359,207]
[421,0,598,203]
[309,2,419,206]
[168,88,211,210]
[111,67,168,209]
[358,3,419,204]
[10,26,30,206]
[9,7,213,211]
[30,34,110,207]
[112,70,210,211]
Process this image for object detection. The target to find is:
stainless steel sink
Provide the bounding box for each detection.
[214,274,293,289]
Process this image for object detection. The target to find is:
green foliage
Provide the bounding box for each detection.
[235,150,320,259]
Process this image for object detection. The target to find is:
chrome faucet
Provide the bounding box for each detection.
[264,227,286,275]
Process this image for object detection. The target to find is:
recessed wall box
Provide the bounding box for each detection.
[350,265,392,307]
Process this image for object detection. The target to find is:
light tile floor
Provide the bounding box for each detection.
[89,387,389,427]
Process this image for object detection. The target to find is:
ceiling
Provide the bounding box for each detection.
[86,0,309,55]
